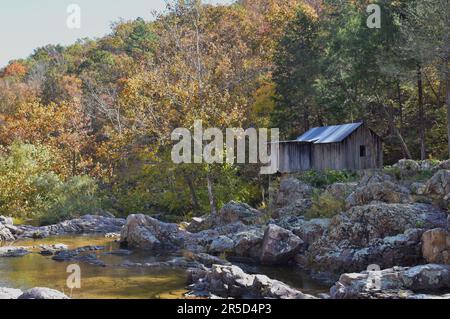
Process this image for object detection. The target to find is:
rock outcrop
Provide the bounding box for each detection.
[274,178,313,217]
[304,203,448,280]
[14,215,125,239]
[422,228,450,264]
[260,224,304,265]
[345,181,412,208]
[120,214,188,250]
[328,203,446,247]
[330,264,450,299]
[0,224,15,242]
[424,170,450,200]
[187,264,316,299]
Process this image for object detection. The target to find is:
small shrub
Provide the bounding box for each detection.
[296,170,358,188]
[305,190,345,219]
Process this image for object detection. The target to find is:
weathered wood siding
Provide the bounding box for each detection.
[276,124,382,172]
[311,125,382,170]
[277,142,311,173]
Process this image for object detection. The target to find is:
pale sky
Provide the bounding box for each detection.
[0,0,233,67]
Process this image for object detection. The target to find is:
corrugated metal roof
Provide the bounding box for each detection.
[297,122,363,144]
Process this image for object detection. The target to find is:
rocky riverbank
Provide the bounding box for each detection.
[2,159,450,299]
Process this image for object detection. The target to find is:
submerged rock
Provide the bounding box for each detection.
[330,264,450,299]
[39,244,69,256]
[52,245,106,266]
[187,264,316,299]
[0,246,30,257]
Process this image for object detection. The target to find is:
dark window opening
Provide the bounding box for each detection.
[360,145,366,157]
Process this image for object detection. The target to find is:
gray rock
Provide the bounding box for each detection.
[212,201,264,226]
[18,287,69,299]
[0,216,13,226]
[0,223,15,242]
[424,170,450,199]
[345,181,412,208]
[0,287,23,299]
[15,215,125,239]
[0,246,30,257]
[276,178,314,207]
[326,182,358,199]
[328,203,447,247]
[208,236,235,254]
[306,229,425,280]
[330,264,450,299]
[260,224,304,265]
[187,216,211,233]
[39,244,69,256]
[188,264,316,299]
[394,159,420,172]
[120,214,188,250]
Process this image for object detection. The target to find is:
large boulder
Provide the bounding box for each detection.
[204,226,265,260]
[187,264,316,299]
[18,287,69,299]
[303,203,448,280]
[345,181,412,208]
[328,203,447,247]
[306,229,425,280]
[326,182,358,200]
[212,201,264,226]
[0,224,15,242]
[276,216,330,246]
[422,228,450,264]
[0,216,13,226]
[424,170,450,199]
[0,288,23,299]
[394,159,421,172]
[260,224,304,265]
[358,170,393,186]
[120,214,189,250]
[330,264,450,299]
[276,178,314,208]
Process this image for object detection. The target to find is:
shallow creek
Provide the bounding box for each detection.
[0,235,328,299]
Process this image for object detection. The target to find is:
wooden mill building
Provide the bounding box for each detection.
[275,122,382,173]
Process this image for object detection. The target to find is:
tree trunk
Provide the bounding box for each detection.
[185,175,200,215]
[382,103,412,159]
[206,166,217,215]
[417,64,426,160]
[397,81,404,130]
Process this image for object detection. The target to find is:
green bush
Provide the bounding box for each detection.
[0,142,103,224]
[296,169,358,188]
[305,190,345,219]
